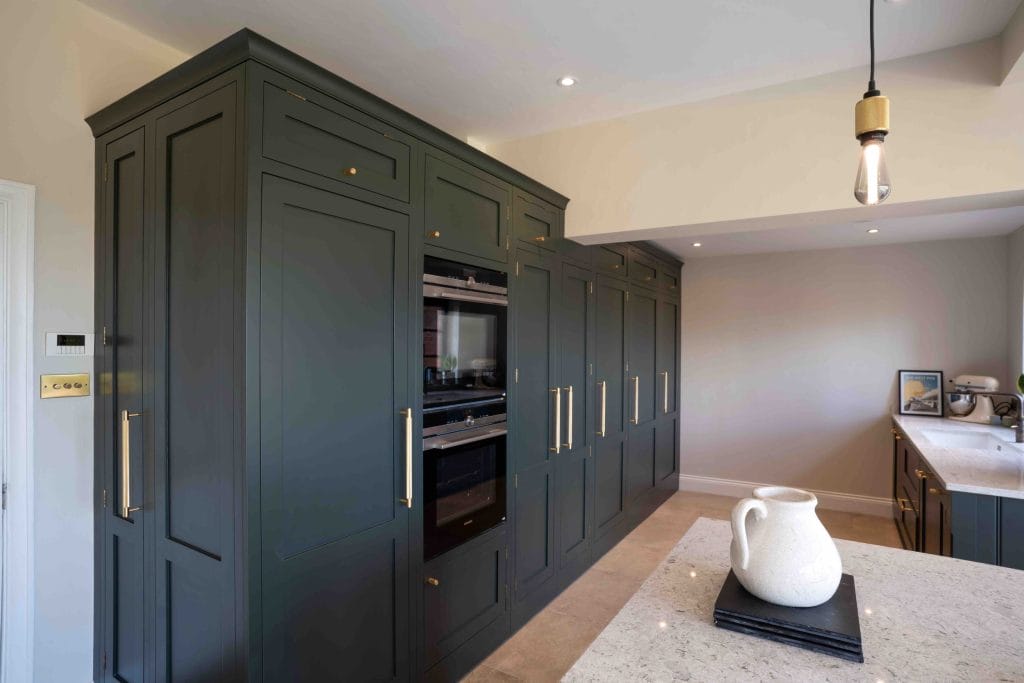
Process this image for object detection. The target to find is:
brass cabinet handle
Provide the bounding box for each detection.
[597,380,607,437]
[897,498,914,513]
[562,385,574,450]
[894,434,902,441]
[344,167,358,176]
[399,408,413,508]
[631,376,639,425]
[660,371,669,414]
[120,409,142,518]
[550,388,561,454]
[534,236,547,242]
[914,468,927,480]
[928,487,941,495]
[425,577,440,587]
[428,230,441,239]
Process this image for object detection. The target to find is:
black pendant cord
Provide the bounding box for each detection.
[867,0,877,94]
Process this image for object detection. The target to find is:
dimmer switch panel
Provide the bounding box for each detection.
[45,332,94,357]
[40,373,91,399]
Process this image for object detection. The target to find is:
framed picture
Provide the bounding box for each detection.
[898,370,944,417]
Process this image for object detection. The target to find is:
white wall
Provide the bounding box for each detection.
[1008,225,1024,383]
[680,237,1009,500]
[0,1,186,679]
[489,39,1024,243]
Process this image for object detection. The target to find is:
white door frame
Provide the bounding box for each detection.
[0,179,35,683]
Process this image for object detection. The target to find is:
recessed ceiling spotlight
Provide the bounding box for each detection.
[557,76,577,87]
[866,227,880,234]
[692,242,702,247]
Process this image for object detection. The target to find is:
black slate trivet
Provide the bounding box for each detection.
[713,570,864,663]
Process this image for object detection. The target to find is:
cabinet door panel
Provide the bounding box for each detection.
[151,84,239,682]
[657,297,679,416]
[99,127,147,683]
[260,175,410,681]
[594,276,628,535]
[655,419,678,483]
[557,264,593,564]
[593,246,628,278]
[512,251,557,600]
[513,191,559,252]
[425,154,509,262]
[628,425,656,501]
[999,498,1024,569]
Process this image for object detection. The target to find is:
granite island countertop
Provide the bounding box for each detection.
[892,414,1024,499]
[563,518,1024,682]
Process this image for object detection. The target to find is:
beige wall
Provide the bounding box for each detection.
[1008,225,1024,383]
[680,237,1009,500]
[489,39,1024,243]
[0,1,185,679]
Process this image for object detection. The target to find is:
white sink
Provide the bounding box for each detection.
[919,429,1012,451]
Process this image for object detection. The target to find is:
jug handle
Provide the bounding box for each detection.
[731,498,768,571]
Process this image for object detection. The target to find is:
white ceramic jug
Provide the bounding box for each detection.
[729,486,842,608]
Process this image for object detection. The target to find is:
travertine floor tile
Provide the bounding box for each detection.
[463,491,902,682]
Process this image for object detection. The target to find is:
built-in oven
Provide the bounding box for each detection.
[423,256,508,560]
[423,398,507,560]
[423,256,507,410]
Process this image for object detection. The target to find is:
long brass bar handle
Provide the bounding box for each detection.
[120,409,142,518]
[597,380,607,437]
[660,371,669,414]
[562,385,574,450]
[550,388,561,454]
[400,408,413,508]
[631,376,639,425]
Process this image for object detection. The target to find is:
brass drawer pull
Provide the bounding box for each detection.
[399,408,413,508]
[631,376,639,425]
[344,167,358,176]
[534,236,547,242]
[425,577,440,587]
[597,380,607,437]
[914,468,927,480]
[897,498,914,513]
[428,230,441,239]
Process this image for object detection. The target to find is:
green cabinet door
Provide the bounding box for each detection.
[556,263,594,567]
[511,250,558,602]
[627,286,658,500]
[98,126,147,683]
[513,190,560,253]
[655,295,679,485]
[425,153,510,262]
[260,175,411,682]
[593,276,629,537]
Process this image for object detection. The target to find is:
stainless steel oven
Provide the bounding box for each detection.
[422,399,507,560]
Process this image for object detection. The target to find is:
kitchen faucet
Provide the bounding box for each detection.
[976,392,1024,443]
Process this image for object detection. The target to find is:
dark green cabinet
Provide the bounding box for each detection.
[556,263,594,569]
[511,250,558,603]
[593,276,629,538]
[425,153,510,263]
[892,425,1024,570]
[90,29,681,683]
[260,175,411,681]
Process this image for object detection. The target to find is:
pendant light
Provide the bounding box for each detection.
[854,0,891,205]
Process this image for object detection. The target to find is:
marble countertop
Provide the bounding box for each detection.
[563,518,1024,682]
[892,414,1024,499]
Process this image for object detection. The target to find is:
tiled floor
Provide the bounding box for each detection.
[465,491,902,682]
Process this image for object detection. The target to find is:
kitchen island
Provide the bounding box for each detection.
[563,518,1024,681]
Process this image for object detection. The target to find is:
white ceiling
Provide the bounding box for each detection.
[653,205,1024,259]
[81,0,1022,145]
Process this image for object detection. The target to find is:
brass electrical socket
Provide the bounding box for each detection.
[40,373,90,398]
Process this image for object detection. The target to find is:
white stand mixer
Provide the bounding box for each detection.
[947,375,1000,424]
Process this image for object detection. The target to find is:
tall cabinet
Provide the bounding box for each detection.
[89,30,682,682]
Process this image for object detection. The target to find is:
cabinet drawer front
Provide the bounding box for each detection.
[660,266,679,293]
[593,245,628,278]
[514,191,559,252]
[263,83,411,201]
[629,248,659,287]
[425,154,510,262]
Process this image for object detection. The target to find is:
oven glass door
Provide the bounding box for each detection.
[424,294,506,407]
[424,434,506,560]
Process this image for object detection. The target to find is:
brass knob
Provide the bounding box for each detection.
[929,487,940,495]
[344,167,358,176]
[894,434,902,440]
[425,577,440,587]
[915,468,927,479]
[428,230,441,239]
[534,236,547,242]
[612,264,620,270]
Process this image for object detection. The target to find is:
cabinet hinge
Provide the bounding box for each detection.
[625,362,629,373]
[102,162,108,183]
[589,363,593,376]
[505,547,509,560]
[514,473,518,488]
[102,325,109,347]
[625,291,630,301]
[589,281,594,295]
[506,206,511,221]
[506,236,510,251]
[285,89,307,102]
[102,489,107,509]
[515,261,520,277]
[514,368,519,384]
[101,651,107,672]
[1,483,7,511]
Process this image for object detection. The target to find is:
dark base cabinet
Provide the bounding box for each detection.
[892,424,1023,570]
[89,29,682,683]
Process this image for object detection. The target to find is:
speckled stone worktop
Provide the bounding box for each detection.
[892,414,1024,499]
[563,518,1024,682]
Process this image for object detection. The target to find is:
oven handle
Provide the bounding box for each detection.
[427,427,508,451]
[423,285,509,307]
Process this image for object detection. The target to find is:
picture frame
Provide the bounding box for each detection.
[898,370,944,417]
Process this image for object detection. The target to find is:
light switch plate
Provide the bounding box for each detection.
[40,373,91,399]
